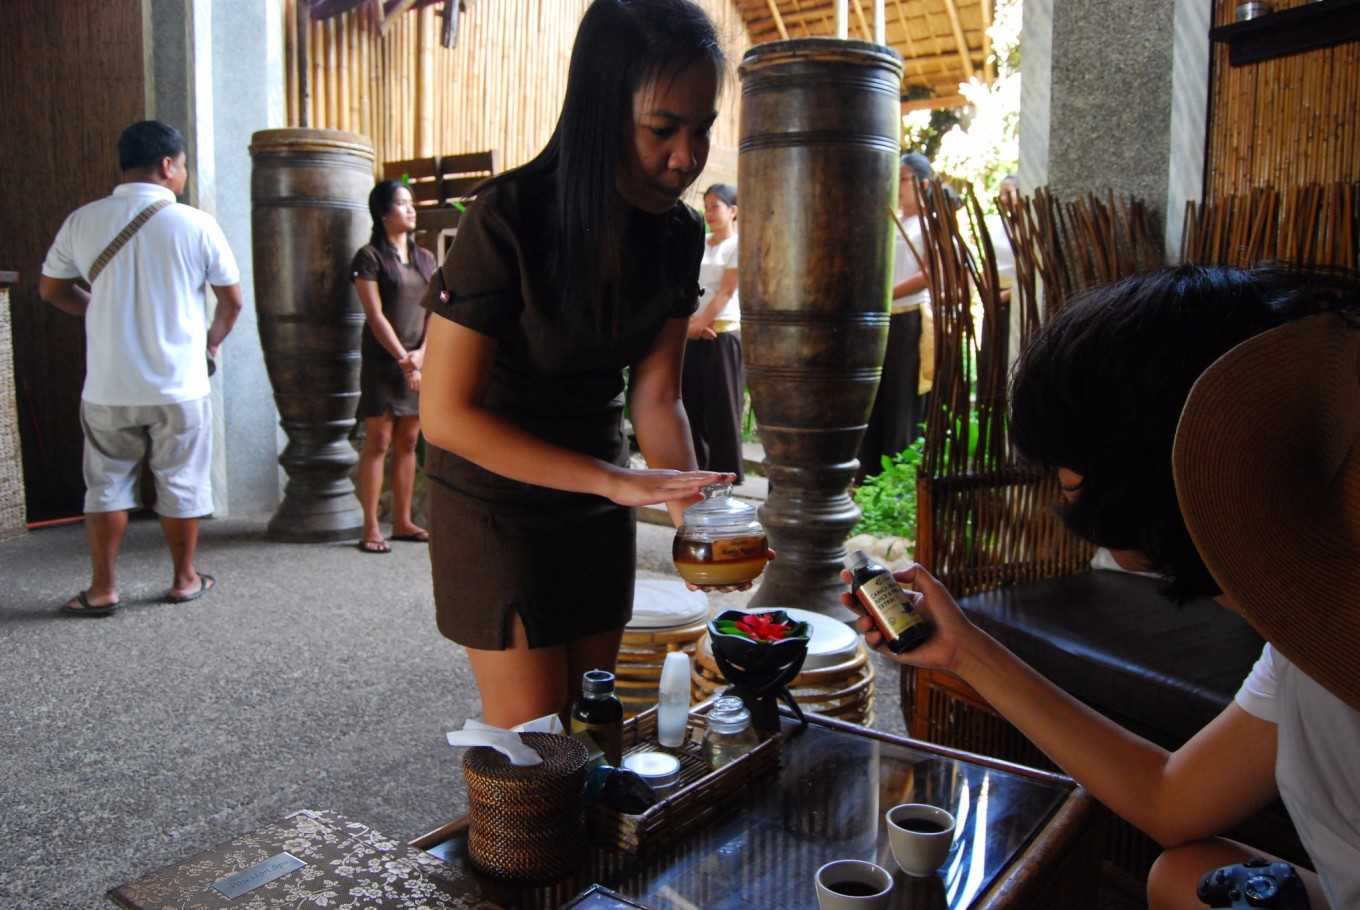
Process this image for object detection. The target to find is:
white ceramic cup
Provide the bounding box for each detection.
[886,803,956,877]
[814,859,894,910]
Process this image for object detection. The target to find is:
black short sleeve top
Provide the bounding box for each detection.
[351,242,436,360]
[422,175,704,518]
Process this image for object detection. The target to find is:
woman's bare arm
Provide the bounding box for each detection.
[419,314,722,507]
[846,565,1280,848]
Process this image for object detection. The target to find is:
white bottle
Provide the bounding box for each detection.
[656,651,692,748]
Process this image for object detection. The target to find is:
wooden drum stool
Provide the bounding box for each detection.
[690,607,876,726]
[616,580,712,717]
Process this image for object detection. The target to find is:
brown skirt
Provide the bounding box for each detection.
[428,480,637,650]
[357,357,419,418]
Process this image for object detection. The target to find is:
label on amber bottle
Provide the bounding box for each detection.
[712,536,766,562]
[856,571,927,639]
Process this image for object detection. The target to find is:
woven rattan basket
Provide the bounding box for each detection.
[462,732,590,881]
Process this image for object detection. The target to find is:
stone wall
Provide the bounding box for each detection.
[1020,0,1210,260]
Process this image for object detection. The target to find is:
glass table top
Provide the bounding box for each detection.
[424,717,1071,910]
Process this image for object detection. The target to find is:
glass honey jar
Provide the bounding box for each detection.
[672,483,769,587]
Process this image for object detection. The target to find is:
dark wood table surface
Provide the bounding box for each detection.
[412,711,1100,910]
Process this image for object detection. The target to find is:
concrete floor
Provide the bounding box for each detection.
[0,513,903,909]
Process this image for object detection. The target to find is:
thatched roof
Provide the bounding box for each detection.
[733,0,995,109]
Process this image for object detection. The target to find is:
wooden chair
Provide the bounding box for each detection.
[380,150,497,254]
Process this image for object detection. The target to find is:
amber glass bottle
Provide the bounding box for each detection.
[847,550,933,653]
[570,669,623,766]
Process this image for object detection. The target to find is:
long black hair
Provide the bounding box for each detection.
[481,0,724,314]
[368,180,409,251]
[366,180,433,282]
[1009,265,1360,600]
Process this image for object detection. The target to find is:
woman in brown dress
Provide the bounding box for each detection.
[350,181,436,554]
[420,0,742,727]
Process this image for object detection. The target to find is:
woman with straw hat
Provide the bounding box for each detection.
[845,266,1359,909]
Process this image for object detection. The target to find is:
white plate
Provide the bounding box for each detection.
[627,579,711,629]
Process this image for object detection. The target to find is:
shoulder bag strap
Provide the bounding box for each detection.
[88,199,172,284]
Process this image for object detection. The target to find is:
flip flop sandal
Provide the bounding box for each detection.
[165,573,216,604]
[389,532,429,543]
[60,591,121,617]
[357,539,391,554]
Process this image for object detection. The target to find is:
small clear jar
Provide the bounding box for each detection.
[702,696,761,769]
[672,483,769,587]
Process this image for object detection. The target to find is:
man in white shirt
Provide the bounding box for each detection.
[39,121,244,616]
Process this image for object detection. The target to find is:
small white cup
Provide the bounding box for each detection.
[886,803,956,877]
[814,859,894,910]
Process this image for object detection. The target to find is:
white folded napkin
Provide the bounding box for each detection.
[445,713,566,766]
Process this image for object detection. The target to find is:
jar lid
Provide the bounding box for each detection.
[622,750,682,787]
[679,483,761,535]
[707,695,752,734]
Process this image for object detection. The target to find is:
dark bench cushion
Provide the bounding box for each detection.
[957,569,1265,749]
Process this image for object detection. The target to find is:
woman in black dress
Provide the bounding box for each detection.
[420,0,741,726]
[351,181,436,553]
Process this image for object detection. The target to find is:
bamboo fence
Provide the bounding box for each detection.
[997,187,1162,340]
[282,0,749,185]
[1181,181,1360,270]
[910,181,1129,595]
[1207,0,1360,199]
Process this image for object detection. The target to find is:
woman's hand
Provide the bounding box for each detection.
[604,468,732,508]
[687,318,717,341]
[839,563,978,674]
[408,347,425,371]
[406,368,422,393]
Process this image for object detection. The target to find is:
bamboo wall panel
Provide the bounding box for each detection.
[0,0,146,522]
[283,0,750,191]
[1207,0,1360,199]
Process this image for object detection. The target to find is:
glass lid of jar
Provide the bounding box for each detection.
[680,483,760,534]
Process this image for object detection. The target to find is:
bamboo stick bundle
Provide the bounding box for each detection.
[359,11,371,148]
[346,9,357,133]
[323,16,335,130]
[396,11,403,160]
[418,6,434,156]
[284,0,296,125]
[336,10,350,132]
[311,17,325,128]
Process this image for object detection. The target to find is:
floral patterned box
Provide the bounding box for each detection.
[108,809,498,910]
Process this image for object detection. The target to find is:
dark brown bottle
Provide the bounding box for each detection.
[847,549,933,653]
[570,669,623,766]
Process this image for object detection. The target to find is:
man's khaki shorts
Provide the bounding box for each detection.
[80,398,214,518]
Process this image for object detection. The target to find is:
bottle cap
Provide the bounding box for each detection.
[582,669,616,696]
[848,549,870,569]
[707,695,752,734]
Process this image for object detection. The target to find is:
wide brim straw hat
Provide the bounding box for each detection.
[1173,312,1360,712]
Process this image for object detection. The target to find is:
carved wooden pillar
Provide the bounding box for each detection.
[739,40,902,615]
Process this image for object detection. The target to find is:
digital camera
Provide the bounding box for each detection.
[1196,859,1309,909]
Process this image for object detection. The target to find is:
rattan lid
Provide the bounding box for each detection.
[462,732,588,782]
